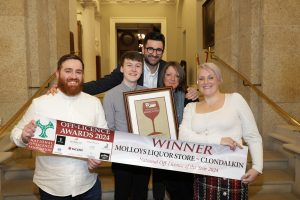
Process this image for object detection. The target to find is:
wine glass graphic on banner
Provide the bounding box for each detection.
[142,101,162,136]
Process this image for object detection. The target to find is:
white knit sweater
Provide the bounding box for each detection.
[179,92,263,173]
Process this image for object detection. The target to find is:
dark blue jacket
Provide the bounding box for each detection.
[83,60,167,95]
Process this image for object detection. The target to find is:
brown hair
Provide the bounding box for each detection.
[159,61,186,92]
[57,54,84,71]
[119,51,143,66]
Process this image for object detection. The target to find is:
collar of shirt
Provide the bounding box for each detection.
[57,89,82,100]
[121,81,137,91]
[143,62,159,88]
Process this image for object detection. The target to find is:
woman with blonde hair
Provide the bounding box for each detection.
[179,62,263,199]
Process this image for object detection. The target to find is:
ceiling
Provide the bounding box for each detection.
[100,0,176,4]
[116,23,161,30]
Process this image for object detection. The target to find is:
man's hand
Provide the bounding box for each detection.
[88,158,102,170]
[21,120,36,144]
[185,87,199,101]
[47,84,58,95]
[241,168,260,184]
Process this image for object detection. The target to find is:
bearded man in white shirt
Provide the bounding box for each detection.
[11,54,107,200]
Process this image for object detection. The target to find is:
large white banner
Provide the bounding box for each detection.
[28,117,248,180]
[112,131,248,180]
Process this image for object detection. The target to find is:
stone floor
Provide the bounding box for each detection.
[2,157,300,200]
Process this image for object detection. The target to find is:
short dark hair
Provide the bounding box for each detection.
[143,32,165,49]
[120,51,144,66]
[57,54,84,70]
[159,61,186,92]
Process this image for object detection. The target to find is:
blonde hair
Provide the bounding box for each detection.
[198,62,223,82]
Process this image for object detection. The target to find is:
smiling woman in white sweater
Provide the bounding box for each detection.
[179,62,263,200]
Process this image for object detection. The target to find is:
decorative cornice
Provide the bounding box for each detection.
[80,0,97,8]
[100,0,176,5]
[80,0,101,18]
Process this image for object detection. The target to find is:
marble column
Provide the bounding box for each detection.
[80,0,97,82]
[95,11,101,57]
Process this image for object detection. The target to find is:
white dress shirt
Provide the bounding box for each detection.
[11,90,108,196]
[143,62,159,88]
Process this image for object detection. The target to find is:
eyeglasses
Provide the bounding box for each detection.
[145,47,164,55]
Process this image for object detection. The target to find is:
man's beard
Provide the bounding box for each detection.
[57,77,83,96]
[144,54,160,67]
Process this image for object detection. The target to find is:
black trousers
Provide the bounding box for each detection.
[152,169,193,200]
[112,163,151,200]
[39,178,101,200]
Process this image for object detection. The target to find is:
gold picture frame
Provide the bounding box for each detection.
[124,87,178,140]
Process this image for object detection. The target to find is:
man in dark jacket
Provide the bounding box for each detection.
[83,31,167,94]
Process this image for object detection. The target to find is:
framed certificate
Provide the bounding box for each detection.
[123,87,178,140]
